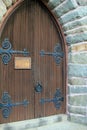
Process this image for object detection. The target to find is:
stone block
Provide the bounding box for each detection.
[12,0,17,4]
[69,95,87,106]
[68,114,87,125]
[48,0,65,9]
[60,6,87,25]
[2,0,12,8]
[53,0,78,17]
[68,105,87,115]
[63,16,87,31]
[0,115,63,129]
[68,85,87,93]
[68,77,87,85]
[68,64,87,77]
[70,43,87,52]
[76,0,87,6]
[0,0,7,22]
[68,52,87,64]
[66,32,87,45]
[64,26,87,35]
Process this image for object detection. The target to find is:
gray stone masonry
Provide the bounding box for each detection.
[68,64,87,77]
[68,105,87,115]
[68,114,87,125]
[68,47,87,124]
[53,0,78,18]
[66,32,87,45]
[68,85,87,94]
[69,94,87,106]
[0,0,7,21]
[59,6,87,24]
[63,16,87,32]
[68,77,87,85]
[68,52,87,64]
[76,0,87,6]
[12,0,17,4]
[2,0,12,7]
[64,26,87,35]
[0,115,87,130]
[48,0,65,9]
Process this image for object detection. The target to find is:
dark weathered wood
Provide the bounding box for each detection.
[0,0,66,123]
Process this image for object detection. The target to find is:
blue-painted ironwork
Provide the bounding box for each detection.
[0,38,30,64]
[40,44,64,65]
[35,83,43,93]
[0,92,29,118]
[40,89,64,109]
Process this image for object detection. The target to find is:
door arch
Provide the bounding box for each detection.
[0,0,67,123]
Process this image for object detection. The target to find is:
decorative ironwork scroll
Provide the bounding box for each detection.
[0,92,29,118]
[40,44,64,65]
[0,38,30,64]
[40,89,64,109]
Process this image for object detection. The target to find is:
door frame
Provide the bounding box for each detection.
[0,0,68,113]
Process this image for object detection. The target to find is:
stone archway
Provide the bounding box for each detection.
[0,0,87,125]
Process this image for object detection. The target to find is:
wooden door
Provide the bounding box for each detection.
[0,0,66,123]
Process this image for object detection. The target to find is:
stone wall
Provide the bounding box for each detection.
[0,0,87,125]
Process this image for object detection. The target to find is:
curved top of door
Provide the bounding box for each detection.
[0,0,66,47]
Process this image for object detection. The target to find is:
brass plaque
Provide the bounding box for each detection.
[15,57,31,69]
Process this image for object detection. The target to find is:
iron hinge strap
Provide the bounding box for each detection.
[0,92,29,118]
[0,38,30,64]
[40,44,64,65]
[40,89,64,109]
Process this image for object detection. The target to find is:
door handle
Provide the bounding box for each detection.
[35,82,43,93]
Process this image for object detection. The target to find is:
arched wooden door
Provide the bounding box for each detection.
[0,0,66,123]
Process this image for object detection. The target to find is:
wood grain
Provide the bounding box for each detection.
[0,0,66,123]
